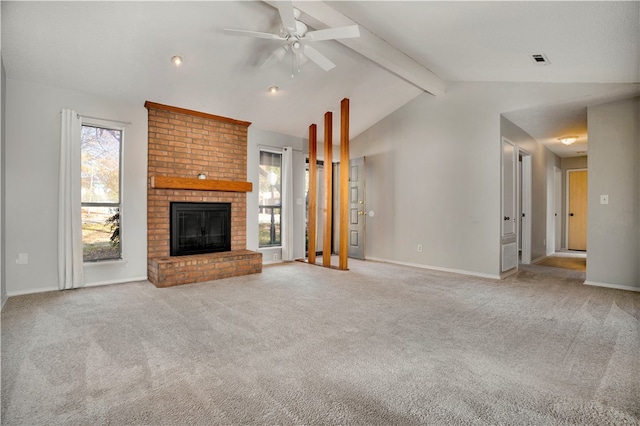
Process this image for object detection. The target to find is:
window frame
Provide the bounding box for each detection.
[80,118,125,263]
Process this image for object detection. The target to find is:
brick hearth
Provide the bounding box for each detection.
[148,250,262,288]
[145,102,261,287]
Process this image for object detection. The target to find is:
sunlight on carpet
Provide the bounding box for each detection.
[534,255,586,271]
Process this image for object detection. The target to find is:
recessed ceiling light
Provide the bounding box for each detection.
[268,86,279,94]
[559,136,577,145]
[171,55,183,66]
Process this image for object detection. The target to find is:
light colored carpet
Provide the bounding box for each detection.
[2,260,639,425]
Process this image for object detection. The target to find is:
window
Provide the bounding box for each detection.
[259,150,282,247]
[81,124,122,261]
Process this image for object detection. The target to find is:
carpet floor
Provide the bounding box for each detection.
[2,260,639,425]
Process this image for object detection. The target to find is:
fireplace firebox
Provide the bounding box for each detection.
[170,202,231,256]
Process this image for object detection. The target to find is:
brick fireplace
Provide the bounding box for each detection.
[145,101,261,287]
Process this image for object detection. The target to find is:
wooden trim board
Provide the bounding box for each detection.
[151,176,252,192]
[144,101,251,127]
[338,98,350,270]
[323,112,333,268]
[308,124,318,265]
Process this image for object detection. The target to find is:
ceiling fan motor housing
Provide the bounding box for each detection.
[293,20,308,37]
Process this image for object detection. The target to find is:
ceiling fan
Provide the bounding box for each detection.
[224,2,360,75]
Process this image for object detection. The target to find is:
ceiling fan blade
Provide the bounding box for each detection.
[260,45,289,69]
[223,28,285,41]
[303,44,335,71]
[275,1,297,34]
[303,25,360,42]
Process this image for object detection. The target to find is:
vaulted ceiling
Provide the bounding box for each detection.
[2,1,639,156]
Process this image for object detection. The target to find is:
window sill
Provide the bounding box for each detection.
[84,259,127,268]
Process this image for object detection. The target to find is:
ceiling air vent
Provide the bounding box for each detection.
[531,54,550,65]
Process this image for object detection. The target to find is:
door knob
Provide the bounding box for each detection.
[358,211,366,216]
[569,213,574,217]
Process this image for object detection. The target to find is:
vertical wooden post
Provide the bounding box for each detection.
[308,124,317,264]
[323,112,333,267]
[339,98,350,270]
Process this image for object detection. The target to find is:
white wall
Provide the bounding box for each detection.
[586,97,639,291]
[247,127,306,263]
[1,58,7,308]
[501,116,561,262]
[350,83,503,277]
[350,82,631,279]
[5,79,148,295]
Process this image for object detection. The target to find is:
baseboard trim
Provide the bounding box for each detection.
[84,276,149,288]
[1,293,8,311]
[6,276,150,298]
[7,286,59,297]
[584,281,640,293]
[553,251,587,258]
[366,257,500,280]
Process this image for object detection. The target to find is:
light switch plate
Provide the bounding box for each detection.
[600,195,609,205]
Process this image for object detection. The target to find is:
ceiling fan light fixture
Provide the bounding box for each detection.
[171,55,183,67]
[559,136,577,145]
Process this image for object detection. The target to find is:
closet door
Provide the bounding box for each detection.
[502,139,516,237]
[501,138,517,271]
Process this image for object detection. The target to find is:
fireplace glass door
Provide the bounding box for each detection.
[170,202,231,256]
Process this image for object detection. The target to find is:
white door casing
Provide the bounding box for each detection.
[520,151,532,264]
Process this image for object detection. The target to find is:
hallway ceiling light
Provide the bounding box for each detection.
[171,55,183,66]
[559,136,577,145]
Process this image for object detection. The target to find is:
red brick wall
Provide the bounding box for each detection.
[146,102,250,261]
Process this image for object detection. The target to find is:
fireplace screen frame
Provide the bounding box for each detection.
[170,202,231,256]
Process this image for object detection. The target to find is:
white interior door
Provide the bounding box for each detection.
[502,139,516,237]
[348,157,366,259]
[501,138,517,272]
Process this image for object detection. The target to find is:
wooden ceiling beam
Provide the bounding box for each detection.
[264,1,446,96]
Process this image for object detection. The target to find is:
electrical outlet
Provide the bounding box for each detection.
[417,244,423,252]
[600,194,609,205]
[16,253,28,264]
[273,253,278,260]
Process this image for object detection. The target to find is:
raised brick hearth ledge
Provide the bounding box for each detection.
[148,250,262,288]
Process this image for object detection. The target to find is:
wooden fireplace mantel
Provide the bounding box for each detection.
[151,176,252,192]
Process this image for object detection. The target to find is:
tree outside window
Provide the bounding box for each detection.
[81,125,122,261]
[259,151,282,247]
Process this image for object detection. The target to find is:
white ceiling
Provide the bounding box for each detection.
[2,1,639,156]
